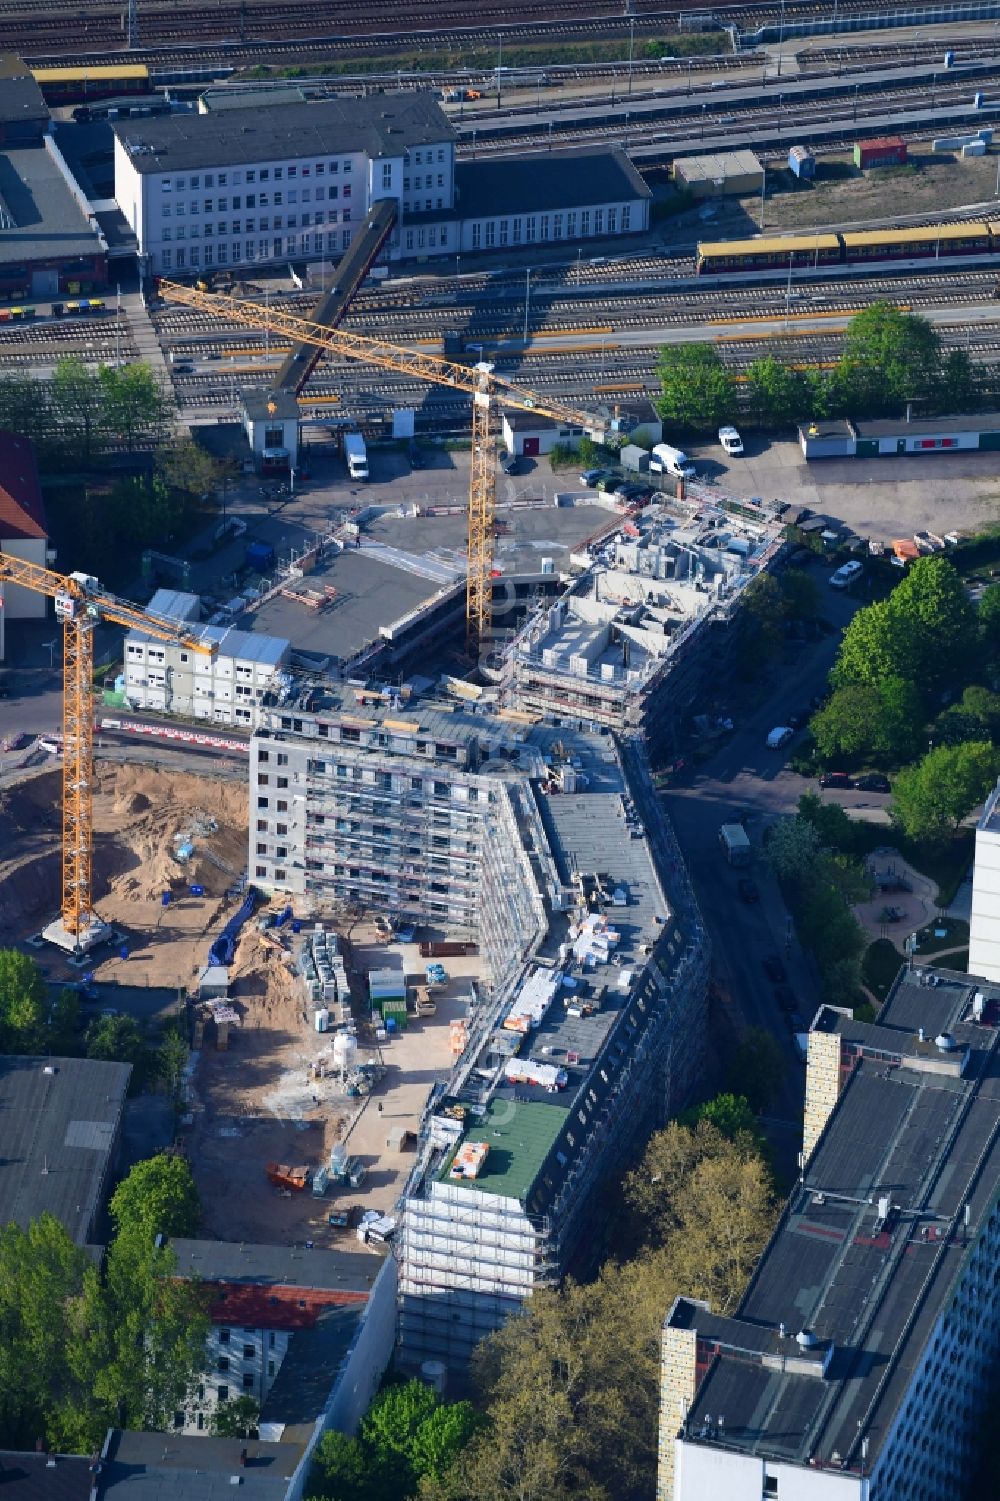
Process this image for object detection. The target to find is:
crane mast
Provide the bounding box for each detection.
[0,552,215,950]
[156,279,609,652]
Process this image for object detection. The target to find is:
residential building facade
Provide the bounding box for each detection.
[659,962,1000,1501]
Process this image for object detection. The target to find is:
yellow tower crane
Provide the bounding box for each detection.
[157,279,611,651]
[0,554,216,952]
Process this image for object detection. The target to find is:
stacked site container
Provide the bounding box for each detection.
[853,136,907,169]
[788,145,815,180]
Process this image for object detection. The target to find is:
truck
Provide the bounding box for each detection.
[648,443,696,480]
[719,823,751,866]
[344,431,369,481]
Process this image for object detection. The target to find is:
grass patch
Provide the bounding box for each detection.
[944,948,969,972]
[912,917,970,957]
[862,938,903,1003]
[242,32,728,81]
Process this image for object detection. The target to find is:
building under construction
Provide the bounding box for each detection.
[249,684,708,1367]
[501,494,785,749]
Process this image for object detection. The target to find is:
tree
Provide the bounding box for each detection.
[310,1430,373,1501]
[890,557,976,689]
[725,1027,786,1114]
[779,567,819,621]
[0,949,46,1052]
[837,303,941,414]
[832,598,918,687]
[890,741,999,843]
[662,1150,777,1315]
[156,1022,189,1099]
[98,362,172,452]
[681,1092,760,1143]
[110,1152,201,1242]
[85,1012,145,1067]
[360,1380,439,1469]
[211,1395,260,1438]
[937,348,979,414]
[409,1401,481,1484]
[157,438,222,498]
[764,815,823,885]
[655,343,735,433]
[46,989,81,1054]
[978,583,1000,656]
[810,680,923,765]
[745,356,812,429]
[797,791,857,852]
[51,358,103,464]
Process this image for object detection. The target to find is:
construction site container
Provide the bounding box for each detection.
[449,1141,490,1180]
[419,940,477,958]
[246,540,276,571]
[312,1166,330,1198]
[216,1021,229,1051]
[314,1006,330,1032]
[266,1162,311,1190]
[853,136,907,169]
[788,144,815,180]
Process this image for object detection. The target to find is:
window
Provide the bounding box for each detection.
[525,216,536,242]
[343,184,351,199]
[274,167,283,180]
[260,168,269,181]
[242,1374,254,1391]
[405,229,414,251]
[217,1386,229,1403]
[553,212,563,237]
[541,215,550,240]
[764,1481,778,1497]
[160,249,172,268]
[581,210,591,235]
[567,210,577,237]
[608,207,617,233]
[316,162,325,174]
[316,185,325,201]
[621,204,631,230]
[219,1329,230,1345]
[190,175,200,189]
[382,162,392,190]
[218,1356,229,1371]
[437,173,444,187]
[594,208,604,234]
[218,172,227,185]
[243,1344,254,1359]
[204,199,213,213]
[501,221,510,246]
[471,223,482,249]
[512,218,522,244]
[288,166,297,178]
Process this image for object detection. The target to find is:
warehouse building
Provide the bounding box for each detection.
[0,54,49,146]
[0,138,108,296]
[0,1054,131,1247]
[449,148,651,255]
[659,959,1000,1501]
[501,495,785,749]
[672,148,763,198]
[123,589,291,728]
[798,411,1000,459]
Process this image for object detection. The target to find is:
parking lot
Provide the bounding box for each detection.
[686,434,1000,546]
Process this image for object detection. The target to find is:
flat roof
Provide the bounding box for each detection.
[0,143,106,269]
[242,388,300,423]
[115,93,453,174]
[700,232,840,256]
[0,1453,94,1501]
[0,56,48,126]
[0,1054,131,1244]
[855,410,1000,437]
[674,148,763,182]
[98,1432,302,1501]
[676,960,1000,1473]
[454,147,651,220]
[166,1237,383,1295]
[798,419,853,440]
[438,1098,569,1200]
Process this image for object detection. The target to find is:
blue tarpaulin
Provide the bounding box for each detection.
[208,886,260,967]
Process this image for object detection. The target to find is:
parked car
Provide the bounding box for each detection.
[499,449,519,475]
[855,772,891,793]
[762,954,786,983]
[579,468,604,487]
[738,877,759,904]
[819,772,854,790]
[766,726,794,749]
[774,984,796,1013]
[830,560,864,590]
[718,424,744,456]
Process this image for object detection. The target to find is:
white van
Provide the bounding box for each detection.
[648,443,696,479]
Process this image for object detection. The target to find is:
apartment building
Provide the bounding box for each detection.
[968,776,1000,981]
[250,696,550,992]
[658,961,1000,1501]
[501,496,785,749]
[123,589,290,728]
[114,93,455,276]
[164,1239,392,1436]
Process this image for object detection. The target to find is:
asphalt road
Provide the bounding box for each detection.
[659,588,862,1171]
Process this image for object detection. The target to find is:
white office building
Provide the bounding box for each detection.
[123,589,290,728]
[968,777,1000,981]
[114,94,456,277]
[114,95,652,277]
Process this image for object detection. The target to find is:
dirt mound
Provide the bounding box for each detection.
[117,790,150,816]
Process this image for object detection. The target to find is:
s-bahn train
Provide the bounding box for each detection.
[696,220,1000,277]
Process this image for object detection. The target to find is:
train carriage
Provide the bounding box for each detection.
[697,234,842,275]
[841,222,992,262]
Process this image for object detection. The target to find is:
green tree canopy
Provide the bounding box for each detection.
[836,303,941,414]
[811,678,923,766]
[978,583,1000,656]
[110,1152,201,1242]
[745,356,813,429]
[890,741,999,844]
[833,557,974,694]
[655,343,735,433]
[211,1395,260,1438]
[0,950,46,1052]
[681,1092,761,1143]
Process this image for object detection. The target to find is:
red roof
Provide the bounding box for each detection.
[0,432,47,542]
